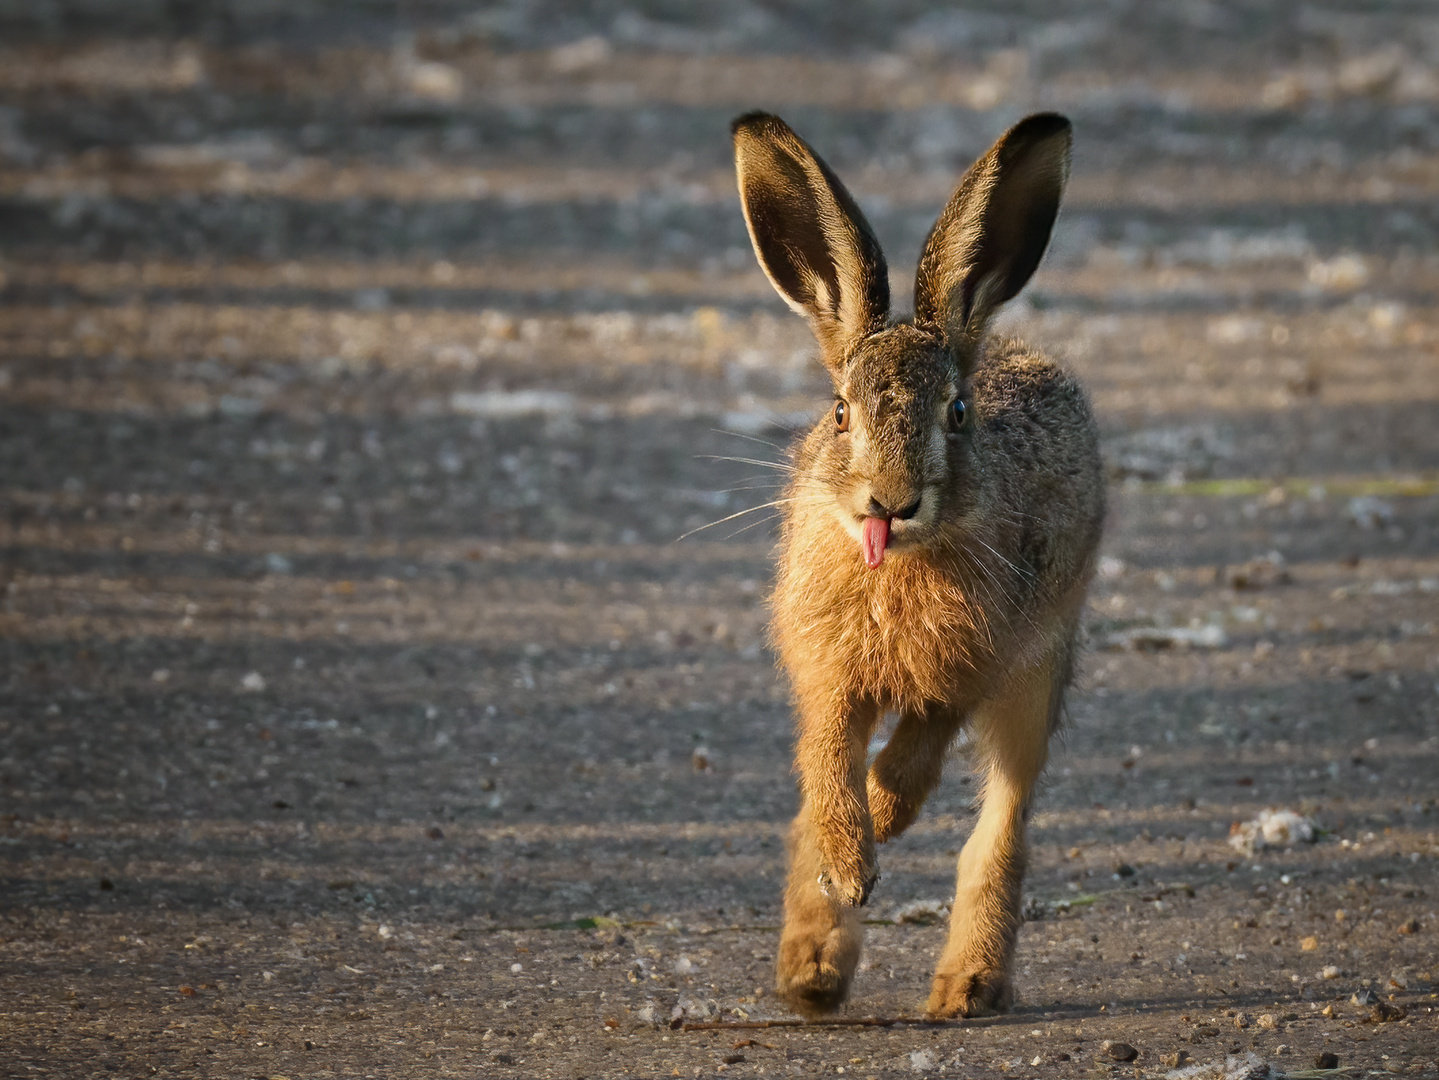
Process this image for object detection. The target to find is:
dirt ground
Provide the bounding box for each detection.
[1,2,1437,1078]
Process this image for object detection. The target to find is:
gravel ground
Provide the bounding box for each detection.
[1,3,1437,1077]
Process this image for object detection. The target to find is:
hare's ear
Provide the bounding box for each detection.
[732,112,889,366]
[914,113,1070,354]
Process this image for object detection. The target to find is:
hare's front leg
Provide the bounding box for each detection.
[791,690,881,906]
[867,707,965,843]
[926,657,1062,1018]
[775,808,865,1015]
[776,692,878,1014]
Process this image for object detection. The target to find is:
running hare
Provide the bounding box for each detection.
[731,111,1104,1018]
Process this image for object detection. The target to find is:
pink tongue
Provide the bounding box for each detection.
[861,516,890,569]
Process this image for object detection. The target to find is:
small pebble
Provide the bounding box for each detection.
[1321,1004,1337,1018]
[1257,1013,1280,1031]
[1314,1051,1340,1069]
[1102,1041,1138,1062]
[908,1048,939,1071]
[1370,1001,1406,1023]
[1321,965,1341,979]
[1161,1051,1191,1068]
[1300,935,1318,951]
[1398,917,1420,935]
[1233,1012,1250,1029]
[1350,988,1379,1007]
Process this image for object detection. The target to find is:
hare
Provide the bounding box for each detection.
[730,111,1104,1019]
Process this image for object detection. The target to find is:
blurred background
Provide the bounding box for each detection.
[2,2,1437,1076]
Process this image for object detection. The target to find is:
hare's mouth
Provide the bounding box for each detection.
[846,512,929,569]
[860,516,889,568]
[881,515,928,549]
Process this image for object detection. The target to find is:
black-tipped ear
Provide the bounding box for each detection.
[732,112,889,367]
[913,112,1070,353]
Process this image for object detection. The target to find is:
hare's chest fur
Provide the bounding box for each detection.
[771,516,1015,713]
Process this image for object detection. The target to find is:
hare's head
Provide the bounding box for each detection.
[732,112,1071,567]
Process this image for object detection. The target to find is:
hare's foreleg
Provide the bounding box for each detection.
[776,692,879,1015]
[926,656,1062,1018]
[791,691,881,906]
[868,708,965,843]
[775,808,865,1015]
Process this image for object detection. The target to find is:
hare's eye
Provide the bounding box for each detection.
[949,398,968,430]
[833,400,849,431]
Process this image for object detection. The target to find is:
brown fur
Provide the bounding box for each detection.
[732,112,1105,1018]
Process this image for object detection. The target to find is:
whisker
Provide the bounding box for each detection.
[993,508,1047,525]
[961,536,1042,635]
[709,428,788,452]
[718,470,832,493]
[717,511,787,540]
[676,498,797,542]
[697,455,796,473]
[959,542,1006,604]
[951,546,1000,654]
[971,535,1038,582]
[718,482,789,494]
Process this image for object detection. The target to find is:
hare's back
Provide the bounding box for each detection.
[971,338,1104,534]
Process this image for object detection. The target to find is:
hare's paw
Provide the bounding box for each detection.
[867,785,920,844]
[776,920,862,1017]
[925,967,1013,1019]
[813,831,879,907]
[817,865,879,907]
[867,785,900,843]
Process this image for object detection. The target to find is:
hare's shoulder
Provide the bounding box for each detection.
[970,338,1102,513]
[971,338,1088,418]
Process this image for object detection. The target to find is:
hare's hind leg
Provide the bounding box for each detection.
[925,650,1066,1018]
[868,707,966,843]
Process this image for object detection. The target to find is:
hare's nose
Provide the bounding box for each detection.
[867,494,921,520]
